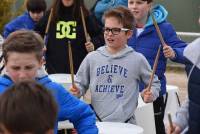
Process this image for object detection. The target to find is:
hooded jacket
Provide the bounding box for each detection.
[128,5,187,96]
[184,38,200,133]
[0,75,98,134]
[93,0,128,25]
[75,45,160,123]
[3,12,35,38]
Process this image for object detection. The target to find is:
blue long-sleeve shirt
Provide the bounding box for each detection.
[3,12,35,38]
[0,75,98,134]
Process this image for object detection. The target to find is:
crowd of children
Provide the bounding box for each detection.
[0,0,199,134]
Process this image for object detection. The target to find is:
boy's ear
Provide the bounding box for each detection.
[127,30,133,39]
[2,59,5,65]
[149,3,153,11]
[39,57,45,67]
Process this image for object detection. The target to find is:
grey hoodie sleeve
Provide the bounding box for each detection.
[139,54,161,101]
[173,99,189,131]
[74,54,91,96]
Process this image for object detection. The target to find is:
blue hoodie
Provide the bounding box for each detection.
[94,0,128,25]
[3,12,35,38]
[128,5,187,96]
[0,75,98,134]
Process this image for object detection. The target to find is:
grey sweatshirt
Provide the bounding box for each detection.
[173,99,189,133]
[75,45,160,123]
[172,38,200,132]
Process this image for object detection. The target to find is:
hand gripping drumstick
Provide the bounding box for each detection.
[168,113,174,132]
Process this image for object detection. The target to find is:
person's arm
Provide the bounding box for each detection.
[3,12,32,38]
[166,99,189,134]
[3,17,19,38]
[3,23,13,39]
[34,11,50,37]
[162,22,187,64]
[74,53,92,96]
[139,54,161,101]
[173,99,189,131]
[56,84,98,134]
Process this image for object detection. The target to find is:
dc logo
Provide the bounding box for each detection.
[56,21,77,39]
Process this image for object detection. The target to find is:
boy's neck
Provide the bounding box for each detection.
[106,46,126,54]
[136,16,148,28]
[136,23,144,28]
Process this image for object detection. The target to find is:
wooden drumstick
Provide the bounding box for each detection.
[168,113,174,132]
[80,6,91,42]
[68,41,75,87]
[147,11,167,90]
[44,8,53,44]
[147,45,161,91]
[151,12,167,47]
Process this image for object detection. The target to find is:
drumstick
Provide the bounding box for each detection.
[80,6,91,42]
[168,113,174,132]
[68,41,75,87]
[44,8,53,43]
[150,12,167,47]
[147,45,161,91]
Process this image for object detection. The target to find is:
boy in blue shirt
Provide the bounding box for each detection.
[3,0,46,38]
[0,30,98,134]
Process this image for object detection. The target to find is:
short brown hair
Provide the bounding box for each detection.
[103,6,135,30]
[2,30,44,62]
[0,80,58,134]
[143,0,153,4]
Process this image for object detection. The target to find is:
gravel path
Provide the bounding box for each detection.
[166,69,188,104]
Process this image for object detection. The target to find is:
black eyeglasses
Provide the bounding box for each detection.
[103,27,130,35]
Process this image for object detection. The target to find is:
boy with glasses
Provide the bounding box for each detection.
[70,6,160,124]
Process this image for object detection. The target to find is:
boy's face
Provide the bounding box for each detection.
[5,52,43,83]
[29,11,44,22]
[104,17,132,52]
[128,0,151,23]
[62,0,74,7]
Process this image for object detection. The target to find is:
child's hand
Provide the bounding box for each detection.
[85,41,94,52]
[69,85,80,97]
[163,45,176,59]
[141,88,154,103]
[71,128,77,134]
[166,123,181,134]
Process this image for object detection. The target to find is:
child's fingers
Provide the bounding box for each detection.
[85,42,94,52]
[69,86,80,96]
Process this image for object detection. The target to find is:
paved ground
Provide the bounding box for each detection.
[165,68,188,104]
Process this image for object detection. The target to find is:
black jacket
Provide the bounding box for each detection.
[188,65,200,133]
[35,7,104,74]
